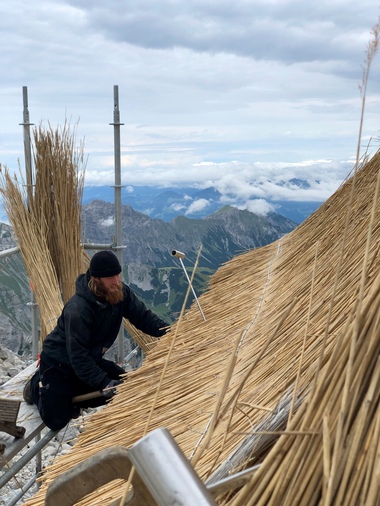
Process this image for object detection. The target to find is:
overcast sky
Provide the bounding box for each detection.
[1,0,379,212]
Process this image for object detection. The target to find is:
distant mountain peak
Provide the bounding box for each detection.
[82,185,321,224]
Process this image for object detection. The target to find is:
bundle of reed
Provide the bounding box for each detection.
[0,122,85,340]
[0,167,63,336]
[32,121,85,303]
[25,151,380,506]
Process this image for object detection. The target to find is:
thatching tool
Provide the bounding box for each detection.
[0,398,26,438]
[72,383,119,403]
[172,249,206,320]
[72,391,103,403]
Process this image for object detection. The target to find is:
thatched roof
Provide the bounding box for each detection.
[23,150,380,504]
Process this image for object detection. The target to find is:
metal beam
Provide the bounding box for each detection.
[19,86,39,360]
[110,85,125,363]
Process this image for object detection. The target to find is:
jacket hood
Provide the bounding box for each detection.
[75,271,108,309]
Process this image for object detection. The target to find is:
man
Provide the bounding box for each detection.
[24,250,169,431]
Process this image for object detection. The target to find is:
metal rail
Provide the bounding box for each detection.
[0,429,58,490]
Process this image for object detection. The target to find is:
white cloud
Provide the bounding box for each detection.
[99,217,114,227]
[238,199,276,216]
[185,199,210,215]
[170,203,187,212]
[0,0,379,208]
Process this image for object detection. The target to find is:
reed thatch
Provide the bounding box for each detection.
[0,168,62,337]
[32,122,85,304]
[21,149,380,505]
[0,122,85,338]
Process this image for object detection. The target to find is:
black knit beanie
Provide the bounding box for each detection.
[89,251,122,278]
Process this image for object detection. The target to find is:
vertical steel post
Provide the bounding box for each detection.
[20,86,43,487]
[110,85,125,363]
[20,86,39,360]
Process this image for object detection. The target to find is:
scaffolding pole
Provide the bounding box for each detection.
[20,86,39,360]
[110,85,125,363]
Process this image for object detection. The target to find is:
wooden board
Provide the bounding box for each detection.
[0,398,21,423]
[0,361,46,466]
[0,361,39,399]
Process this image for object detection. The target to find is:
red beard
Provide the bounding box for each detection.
[92,279,124,305]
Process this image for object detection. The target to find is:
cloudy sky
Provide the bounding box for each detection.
[1,0,379,212]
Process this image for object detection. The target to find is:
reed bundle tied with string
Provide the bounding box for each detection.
[0,168,63,337]
[32,122,85,304]
[0,121,85,338]
[23,149,380,506]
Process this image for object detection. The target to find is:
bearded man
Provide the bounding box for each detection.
[24,250,169,431]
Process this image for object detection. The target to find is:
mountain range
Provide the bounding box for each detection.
[0,199,298,355]
[82,184,322,224]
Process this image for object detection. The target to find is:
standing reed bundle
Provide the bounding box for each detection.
[0,168,63,336]
[24,150,380,506]
[32,122,85,303]
[0,122,85,339]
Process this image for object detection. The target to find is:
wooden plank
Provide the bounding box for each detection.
[0,403,46,465]
[0,361,39,399]
[0,361,46,467]
[0,398,21,423]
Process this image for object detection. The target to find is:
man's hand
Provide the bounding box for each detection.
[101,379,122,398]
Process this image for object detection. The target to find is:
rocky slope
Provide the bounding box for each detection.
[0,344,25,385]
[83,200,296,269]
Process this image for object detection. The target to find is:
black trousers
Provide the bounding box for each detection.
[30,354,125,431]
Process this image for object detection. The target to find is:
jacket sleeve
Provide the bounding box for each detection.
[123,285,169,337]
[64,308,110,390]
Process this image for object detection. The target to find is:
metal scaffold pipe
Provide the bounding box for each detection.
[110,85,125,363]
[20,86,39,360]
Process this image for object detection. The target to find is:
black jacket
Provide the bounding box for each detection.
[42,271,168,390]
